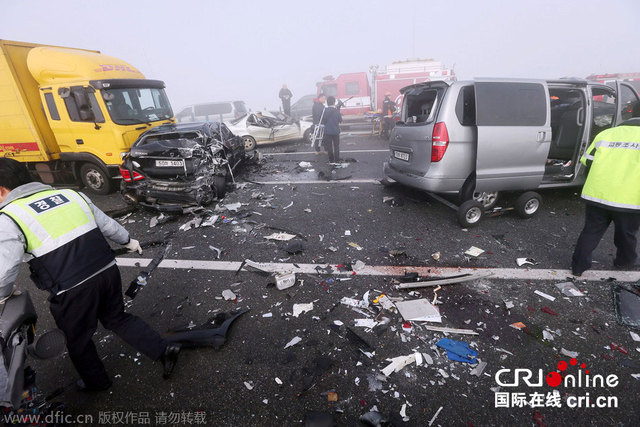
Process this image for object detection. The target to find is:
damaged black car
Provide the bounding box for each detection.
[119,122,245,211]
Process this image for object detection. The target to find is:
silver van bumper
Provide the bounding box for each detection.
[383,161,465,194]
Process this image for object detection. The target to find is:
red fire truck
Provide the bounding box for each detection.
[317,59,456,119]
[586,72,640,93]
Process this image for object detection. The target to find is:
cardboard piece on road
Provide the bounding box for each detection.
[395,299,442,323]
[555,282,585,297]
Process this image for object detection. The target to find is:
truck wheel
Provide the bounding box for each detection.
[457,200,484,228]
[515,191,541,218]
[243,135,256,151]
[80,163,112,195]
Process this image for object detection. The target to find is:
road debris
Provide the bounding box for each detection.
[555,282,585,297]
[560,348,578,358]
[208,246,222,259]
[292,303,314,318]
[395,299,441,322]
[395,272,492,289]
[284,336,302,349]
[422,325,479,335]
[431,252,441,261]
[275,272,296,290]
[612,283,640,328]
[516,257,537,266]
[381,354,418,376]
[464,246,485,257]
[541,306,558,316]
[264,232,296,241]
[428,406,443,426]
[222,289,236,301]
[470,360,488,376]
[436,338,478,364]
[535,290,556,301]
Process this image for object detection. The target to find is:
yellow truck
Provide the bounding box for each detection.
[0,39,174,194]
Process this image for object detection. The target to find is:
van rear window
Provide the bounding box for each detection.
[475,82,546,126]
[455,86,475,126]
[403,88,440,124]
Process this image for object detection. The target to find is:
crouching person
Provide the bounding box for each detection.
[0,158,180,391]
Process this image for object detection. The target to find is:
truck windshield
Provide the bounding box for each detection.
[103,88,173,125]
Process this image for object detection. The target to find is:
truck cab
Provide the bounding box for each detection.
[0,40,174,194]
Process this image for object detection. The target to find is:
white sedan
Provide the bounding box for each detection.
[225,112,312,151]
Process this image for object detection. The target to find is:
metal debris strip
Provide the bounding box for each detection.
[394,272,493,289]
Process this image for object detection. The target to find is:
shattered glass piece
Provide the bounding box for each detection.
[464,246,485,257]
[264,232,296,241]
[292,303,313,318]
[612,283,640,329]
[284,336,302,349]
[555,282,585,297]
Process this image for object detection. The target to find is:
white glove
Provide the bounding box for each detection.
[125,238,142,254]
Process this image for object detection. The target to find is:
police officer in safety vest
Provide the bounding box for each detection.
[571,105,640,276]
[0,158,180,391]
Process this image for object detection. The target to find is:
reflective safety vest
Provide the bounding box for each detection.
[0,189,114,294]
[580,124,640,212]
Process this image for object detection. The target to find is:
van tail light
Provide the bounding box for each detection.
[431,122,449,162]
[119,167,144,183]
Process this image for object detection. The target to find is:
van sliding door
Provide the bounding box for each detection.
[474,79,551,192]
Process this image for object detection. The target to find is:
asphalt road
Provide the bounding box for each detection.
[14,135,640,426]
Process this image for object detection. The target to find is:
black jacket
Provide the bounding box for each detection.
[321,106,342,135]
[312,100,325,124]
[382,96,396,116]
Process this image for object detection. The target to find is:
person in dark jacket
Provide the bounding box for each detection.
[311,93,326,152]
[279,84,293,116]
[321,96,342,163]
[0,158,180,392]
[381,91,397,138]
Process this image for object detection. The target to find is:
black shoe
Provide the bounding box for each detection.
[571,269,583,277]
[76,378,112,392]
[160,343,181,379]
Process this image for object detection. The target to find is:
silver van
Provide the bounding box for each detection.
[383,78,640,214]
[176,101,249,123]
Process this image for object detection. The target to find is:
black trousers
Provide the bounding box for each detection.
[323,134,340,163]
[282,100,291,116]
[571,204,640,274]
[49,265,168,387]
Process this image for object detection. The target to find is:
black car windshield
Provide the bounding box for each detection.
[103,88,173,125]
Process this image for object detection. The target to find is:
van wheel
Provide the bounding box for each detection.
[80,163,112,195]
[458,200,484,228]
[243,135,257,151]
[515,191,541,218]
[473,191,500,210]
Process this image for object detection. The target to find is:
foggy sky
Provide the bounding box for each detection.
[2,0,639,113]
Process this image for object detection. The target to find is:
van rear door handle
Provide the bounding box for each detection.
[537,131,546,142]
[395,135,402,141]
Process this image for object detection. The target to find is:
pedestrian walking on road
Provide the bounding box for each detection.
[321,95,343,163]
[0,158,180,392]
[571,106,640,276]
[381,91,397,138]
[312,93,326,153]
[279,84,293,116]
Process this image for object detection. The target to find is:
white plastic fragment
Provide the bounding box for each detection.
[344,230,351,236]
[284,336,302,349]
[292,303,313,318]
[555,282,585,297]
[262,313,273,318]
[423,353,434,365]
[428,406,443,426]
[224,202,242,212]
[243,381,254,390]
[470,361,487,377]
[283,201,293,210]
[264,232,296,241]
[222,289,236,300]
[516,257,537,266]
[333,320,344,326]
[382,354,416,376]
[354,318,377,328]
[465,246,485,257]
[275,377,283,385]
[399,403,407,418]
[542,330,554,341]
[561,348,579,358]
[414,352,423,366]
[534,290,556,301]
[631,331,640,342]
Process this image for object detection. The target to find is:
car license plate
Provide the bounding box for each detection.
[394,151,410,161]
[155,160,184,167]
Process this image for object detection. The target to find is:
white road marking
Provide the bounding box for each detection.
[267,149,388,156]
[242,179,381,185]
[115,258,640,282]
